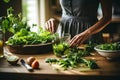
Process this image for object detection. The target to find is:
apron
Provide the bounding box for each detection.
[57,0,103,44]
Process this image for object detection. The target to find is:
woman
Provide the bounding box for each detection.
[45,0,112,47]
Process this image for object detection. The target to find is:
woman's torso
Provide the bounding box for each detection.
[57,0,102,43]
[60,0,99,17]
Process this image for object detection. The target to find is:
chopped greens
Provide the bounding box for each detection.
[45,57,98,70]
[46,42,98,70]
[99,42,120,50]
[53,42,97,57]
[53,42,69,57]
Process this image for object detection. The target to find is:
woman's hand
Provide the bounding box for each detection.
[69,0,112,47]
[69,31,90,47]
[45,18,58,33]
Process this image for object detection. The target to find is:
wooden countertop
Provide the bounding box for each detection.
[0,47,120,80]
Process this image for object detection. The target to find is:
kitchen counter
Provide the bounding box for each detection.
[0,47,120,80]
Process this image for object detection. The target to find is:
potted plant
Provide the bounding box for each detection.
[0,7,30,41]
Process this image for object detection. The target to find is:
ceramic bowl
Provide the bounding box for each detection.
[94,45,120,59]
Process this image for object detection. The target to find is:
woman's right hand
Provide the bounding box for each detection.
[44,18,57,33]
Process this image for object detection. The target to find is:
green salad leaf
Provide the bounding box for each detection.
[0,7,30,34]
[53,42,69,57]
[45,57,98,70]
[53,41,96,57]
[99,43,120,50]
[46,42,98,70]
[5,28,57,45]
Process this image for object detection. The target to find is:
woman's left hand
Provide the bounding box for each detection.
[69,31,90,47]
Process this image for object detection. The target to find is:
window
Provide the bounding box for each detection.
[22,0,39,32]
[22,0,48,32]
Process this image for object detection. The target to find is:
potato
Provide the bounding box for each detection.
[26,57,36,66]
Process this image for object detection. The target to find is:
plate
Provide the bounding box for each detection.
[6,43,53,54]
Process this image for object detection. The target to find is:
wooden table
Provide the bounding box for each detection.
[0,48,120,80]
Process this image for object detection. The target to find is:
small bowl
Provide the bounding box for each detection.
[6,55,19,65]
[94,45,120,59]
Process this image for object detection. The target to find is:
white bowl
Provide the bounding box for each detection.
[94,45,120,59]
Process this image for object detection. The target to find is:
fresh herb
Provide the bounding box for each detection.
[53,41,96,57]
[0,7,30,34]
[45,58,58,63]
[53,42,69,57]
[3,0,10,3]
[99,43,120,50]
[45,57,98,70]
[85,41,97,52]
[46,41,98,70]
[5,28,57,45]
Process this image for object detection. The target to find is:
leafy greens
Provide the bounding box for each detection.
[99,42,120,50]
[46,42,98,70]
[5,28,57,45]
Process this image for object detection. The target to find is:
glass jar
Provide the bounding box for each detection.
[0,30,4,58]
[61,33,71,42]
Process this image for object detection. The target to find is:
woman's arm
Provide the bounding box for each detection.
[69,0,112,47]
[86,0,112,35]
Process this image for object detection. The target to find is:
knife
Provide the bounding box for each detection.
[20,59,33,72]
